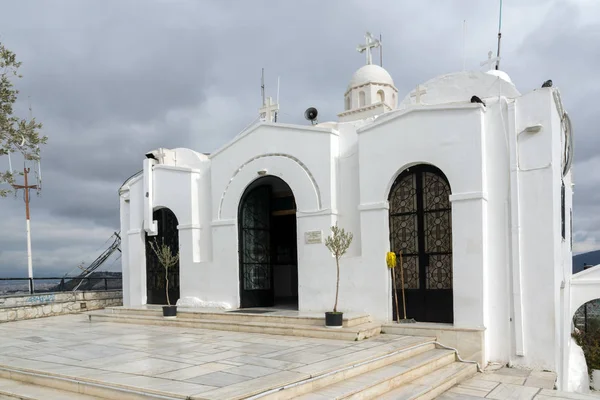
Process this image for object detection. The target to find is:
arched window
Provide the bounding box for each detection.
[359,91,366,107]
[392,93,396,106]
[345,95,351,110]
[377,90,385,103]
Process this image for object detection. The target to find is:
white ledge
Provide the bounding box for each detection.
[296,208,338,218]
[571,280,600,286]
[154,165,201,174]
[449,191,488,202]
[211,219,236,227]
[177,224,202,230]
[358,201,390,211]
[126,229,143,235]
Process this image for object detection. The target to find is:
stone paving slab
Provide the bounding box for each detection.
[442,367,600,400]
[0,313,428,399]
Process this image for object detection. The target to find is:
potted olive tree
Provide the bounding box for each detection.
[324,224,353,328]
[149,238,179,318]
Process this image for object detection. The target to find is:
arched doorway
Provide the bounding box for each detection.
[572,299,600,376]
[388,165,453,323]
[145,208,180,305]
[238,176,298,309]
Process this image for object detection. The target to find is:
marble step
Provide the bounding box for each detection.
[87,312,381,341]
[0,367,183,400]
[377,362,478,400]
[0,376,102,400]
[103,306,371,327]
[0,336,437,400]
[292,349,459,400]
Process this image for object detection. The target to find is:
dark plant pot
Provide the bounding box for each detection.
[325,311,343,328]
[162,305,177,318]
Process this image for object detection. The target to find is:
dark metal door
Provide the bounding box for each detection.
[389,165,453,323]
[145,208,180,305]
[239,186,274,308]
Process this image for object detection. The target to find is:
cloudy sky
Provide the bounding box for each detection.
[0,0,598,277]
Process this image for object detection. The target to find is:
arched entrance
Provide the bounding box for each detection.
[238,176,298,309]
[145,208,180,305]
[388,165,453,323]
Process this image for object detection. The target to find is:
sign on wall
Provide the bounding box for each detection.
[304,230,323,244]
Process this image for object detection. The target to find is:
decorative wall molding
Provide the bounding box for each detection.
[449,191,488,203]
[218,153,322,219]
[296,208,338,218]
[211,219,236,227]
[358,201,390,211]
[127,229,143,235]
[177,223,202,230]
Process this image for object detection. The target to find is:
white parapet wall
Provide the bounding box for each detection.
[0,290,123,322]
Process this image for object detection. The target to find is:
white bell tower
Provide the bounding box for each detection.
[338,32,398,122]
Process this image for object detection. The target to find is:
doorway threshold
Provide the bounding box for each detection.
[226,309,275,314]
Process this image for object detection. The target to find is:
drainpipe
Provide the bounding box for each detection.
[143,158,158,236]
[506,98,525,356]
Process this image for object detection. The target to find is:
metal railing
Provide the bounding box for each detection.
[0,277,122,296]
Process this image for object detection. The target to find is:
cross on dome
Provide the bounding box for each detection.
[357,32,380,65]
[259,96,279,123]
[480,51,501,71]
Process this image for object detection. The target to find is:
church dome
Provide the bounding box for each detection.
[348,64,394,90]
[486,69,513,84]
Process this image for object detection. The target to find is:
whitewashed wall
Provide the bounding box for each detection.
[207,123,340,310]
[358,105,487,325]
[509,89,564,373]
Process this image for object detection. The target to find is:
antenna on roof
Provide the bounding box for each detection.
[379,34,383,67]
[261,68,265,105]
[462,20,467,71]
[275,76,280,123]
[495,0,503,70]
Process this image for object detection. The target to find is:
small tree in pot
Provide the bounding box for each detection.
[324,224,353,328]
[149,238,179,318]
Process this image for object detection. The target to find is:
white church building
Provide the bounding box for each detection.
[119,33,598,390]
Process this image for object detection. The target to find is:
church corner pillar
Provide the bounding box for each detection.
[295,209,338,312]
[449,192,488,329]
[119,195,131,306]
[126,228,146,306]
[143,158,158,235]
[358,202,390,258]
[358,201,392,321]
[176,223,202,299]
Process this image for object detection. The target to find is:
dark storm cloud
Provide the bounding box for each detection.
[1,0,599,276]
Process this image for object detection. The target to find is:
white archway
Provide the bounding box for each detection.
[571,265,600,317]
[218,153,321,221]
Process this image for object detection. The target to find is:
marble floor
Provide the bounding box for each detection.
[0,313,426,399]
[439,367,600,399]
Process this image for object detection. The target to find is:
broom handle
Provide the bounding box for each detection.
[400,251,407,320]
[391,263,400,323]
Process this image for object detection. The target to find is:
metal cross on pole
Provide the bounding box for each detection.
[480,50,501,71]
[259,96,279,123]
[357,32,380,65]
[12,167,39,294]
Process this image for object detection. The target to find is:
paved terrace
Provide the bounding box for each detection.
[0,314,598,399]
[0,314,430,399]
